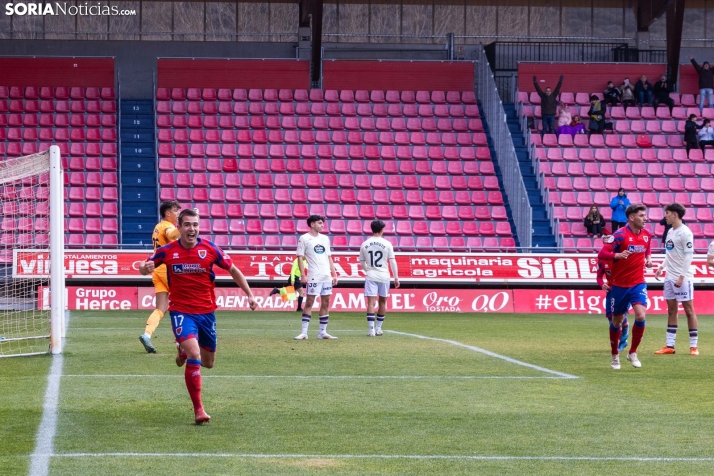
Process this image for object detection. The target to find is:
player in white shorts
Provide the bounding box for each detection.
[294,215,339,340]
[359,220,400,337]
[654,203,699,356]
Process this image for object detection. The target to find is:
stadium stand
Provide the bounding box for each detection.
[515,63,712,252]
[155,60,516,252]
[0,58,118,250]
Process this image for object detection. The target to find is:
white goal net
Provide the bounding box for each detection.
[1,146,64,357]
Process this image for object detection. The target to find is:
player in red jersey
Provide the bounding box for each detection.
[598,204,653,370]
[597,249,629,352]
[139,209,257,424]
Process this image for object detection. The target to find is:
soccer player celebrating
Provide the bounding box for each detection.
[294,215,339,340]
[359,220,400,336]
[139,209,257,424]
[596,244,629,352]
[598,204,653,370]
[139,200,181,353]
[654,203,699,356]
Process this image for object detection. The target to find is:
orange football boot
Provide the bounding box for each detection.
[654,346,675,355]
[690,347,700,356]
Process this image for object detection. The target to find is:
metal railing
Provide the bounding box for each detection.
[475,45,532,250]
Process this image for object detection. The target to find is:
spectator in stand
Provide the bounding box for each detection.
[610,188,631,231]
[571,115,586,136]
[533,74,564,138]
[584,205,605,238]
[685,114,704,157]
[690,56,714,114]
[621,78,636,109]
[588,95,606,134]
[603,81,621,109]
[698,119,714,153]
[635,75,653,105]
[653,74,675,113]
[556,103,572,137]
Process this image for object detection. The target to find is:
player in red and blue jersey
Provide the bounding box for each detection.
[598,204,653,370]
[139,208,257,424]
[597,247,629,352]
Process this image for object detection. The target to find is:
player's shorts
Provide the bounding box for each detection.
[605,289,629,319]
[287,277,304,290]
[664,279,694,302]
[152,265,169,294]
[306,281,333,296]
[364,279,390,298]
[169,310,217,352]
[609,283,648,316]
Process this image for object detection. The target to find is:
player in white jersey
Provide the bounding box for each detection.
[359,220,400,337]
[654,203,699,356]
[294,215,339,340]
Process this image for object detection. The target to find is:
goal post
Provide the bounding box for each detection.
[0,145,65,357]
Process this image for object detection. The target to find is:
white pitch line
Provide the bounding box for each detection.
[62,374,566,380]
[51,453,714,462]
[386,330,579,379]
[29,312,70,476]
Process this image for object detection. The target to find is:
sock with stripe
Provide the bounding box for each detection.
[376,315,385,331]
[630,320,646,353]
[297,296,304,310]
[301,314,310,334]
[144,309,164,337]
[367,314,375,330]
[319,315,329,333]
[665,324,677,348]
[185,359,203,412]
[690,328,698,348]
[609,322,622,355]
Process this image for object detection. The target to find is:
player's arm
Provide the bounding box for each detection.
[296,239,307,284]
[675,233,695,287]
[166,226,180,241]
[596,265,608,290]
[139,250,164,275]
[329,257,338,286]
[288,259,299,285]
[358,246,367,272]
[644,232,653,268]
[228,265,258,310]
[598,235,629,261]
[655,254,667,280]
[389,258,400,288]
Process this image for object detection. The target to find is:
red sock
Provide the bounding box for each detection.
[609,325,622,355]
[630,321,646,353]
[185,360,203,412]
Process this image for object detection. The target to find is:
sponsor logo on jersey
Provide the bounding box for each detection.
[314,244,326,254]
[173,253,179,258]
[687,241,693,248]
[643,235,649,243]
[604,235,615,244]
[627,245,647,253]
[666,240,674,251]
[198,249,207,259]
[172,263,206,274]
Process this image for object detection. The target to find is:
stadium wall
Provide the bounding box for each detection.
[0,40,296,98]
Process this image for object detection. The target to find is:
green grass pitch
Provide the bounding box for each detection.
[3,310,714,475]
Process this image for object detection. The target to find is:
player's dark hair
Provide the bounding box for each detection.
[178,208,199,226]
[625,204,646,218]
[665,203,686,219]
[307,215,325,226]
[160,200,180,219]
[371,220,386,234]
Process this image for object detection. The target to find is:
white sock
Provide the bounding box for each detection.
[376,315,385,330]
[690,329,698,348]
[367,313,375,330]
[665,325,677,348]
[319,315,328,333]
[301,315,310,334]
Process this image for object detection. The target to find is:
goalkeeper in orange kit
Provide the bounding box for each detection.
[139,200,181,353]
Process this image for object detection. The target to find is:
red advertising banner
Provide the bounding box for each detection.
[16,250,714,284]
[43,286,714,315]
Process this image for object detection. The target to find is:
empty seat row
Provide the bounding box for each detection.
[0,142,116,157]
[541,160,714,178]
[537,146,711,163]
[544,175,710,193]
[160,188,505,206]
[0,100,116,114]
[547,190,714,208]
[156,100,479,119]
[157,129,489,146]
[66,157,117,171]
[66,172,118,187]
[157,114,484,132]
[0,86,115,100]
[65,234,119,247]
[0,127,116,142]
[158,88,476,105]
[0,113,116,128]
[65,187,118,201]
[66,218,118,233]
[533,133,686,149]
[157,143,487,161]
[67,202,119,217]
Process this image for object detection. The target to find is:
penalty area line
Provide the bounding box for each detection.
[51,453,714,462]
[386,330,579,379]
